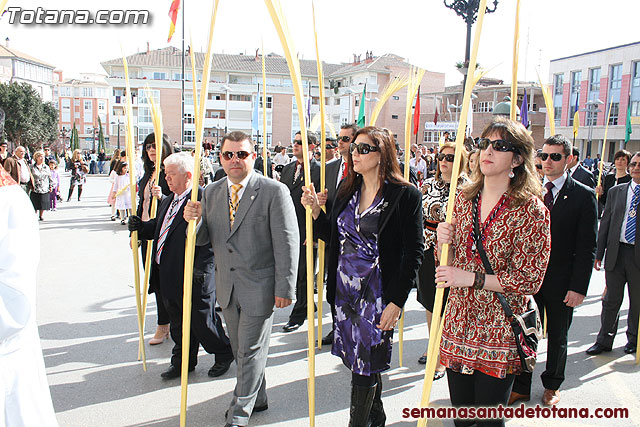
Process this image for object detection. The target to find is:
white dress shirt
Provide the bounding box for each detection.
[542,172,568,205]
[226,170,253,202]
[620,180,639,244]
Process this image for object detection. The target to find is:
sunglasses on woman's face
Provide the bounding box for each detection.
[437,153,455,162]
[477,138,518,153]
[221,150,251,161]
[145,143,155,150]
[350,142,379,155]
[538,152,565,162]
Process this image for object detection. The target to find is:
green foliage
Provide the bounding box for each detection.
[97,116,106,152]
[0,82,58,151]
[70,122,79,151]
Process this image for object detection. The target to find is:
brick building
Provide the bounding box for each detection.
[100,47,445,149]
[548,41,640,162]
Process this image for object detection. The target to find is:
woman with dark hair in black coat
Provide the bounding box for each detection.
[137,132,173,345]
[302,126,424,427]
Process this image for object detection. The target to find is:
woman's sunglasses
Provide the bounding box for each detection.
[538,152,565,162]
[350,142,379,155]
[477,138,518,153]
[221,150,251,161]
[437,153,455,162]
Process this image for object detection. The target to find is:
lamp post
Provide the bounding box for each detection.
[581,99,604,157]
[221,84,231,135]
[444,0,499,89]
[344,88,355,123]
[111,119,124,151]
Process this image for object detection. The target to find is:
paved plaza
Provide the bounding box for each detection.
[35,172,640,426]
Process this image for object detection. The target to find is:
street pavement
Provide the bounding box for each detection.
[35,171,640,426]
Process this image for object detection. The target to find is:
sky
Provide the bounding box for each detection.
[2,0,639,87]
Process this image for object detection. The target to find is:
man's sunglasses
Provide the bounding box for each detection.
[538,152,565,162]
[437,153,455,162]
[221,150,251,160]
[477,138,518,153]
[337,136,351,142]
[350,142,379,155]
[325,144,337,149]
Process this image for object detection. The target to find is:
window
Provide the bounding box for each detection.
[208,93,225,100]
[589,68,601,92]
[608,102,619,125]
[184,113,194,124]
[139,89,159,104]
[391,114,399,119]
[184,92,193,106]
[631,101,640,117]
[85,126,93,135]
[586,110,598,126]
[184,130,195,143]
[74,99,80,107]
[230,94,251,102]
[138,127,153,143]
[228,74,252,84]
[82,87,93,97]
[393,96,400,100]
[473,101,493,113]
[570,71,582,93]
[61,98,70,122]
[334,98,340,105]
[259,96,273,108]
[553,74,564,95]
[312,97,319,105]
[205,110,225,119]
[59,86,71,97]
[153,72,167,80]
[633,62,640,88]
[83,100,92,122]
[355,99,359,107]
[554,106,562,126]
[610,64,622,90]
[138,107,152,123]
[98,100,106,112]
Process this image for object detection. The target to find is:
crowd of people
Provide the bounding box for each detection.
[3,114,638,427]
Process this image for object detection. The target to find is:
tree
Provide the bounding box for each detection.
[0,82,59,151]
[70,122,79,151]
[97,116,106,153]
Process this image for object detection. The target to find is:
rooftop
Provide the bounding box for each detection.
[550,41,640,62]
[0,45,55,68]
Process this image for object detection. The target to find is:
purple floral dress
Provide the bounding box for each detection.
[332,190,392,376]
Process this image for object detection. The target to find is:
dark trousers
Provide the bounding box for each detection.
[598,244,640,347]
[163,273,233,369]
[447,369,515,427]
[288,245,317,324]
[141,240,170,325]
[513,291,573,394]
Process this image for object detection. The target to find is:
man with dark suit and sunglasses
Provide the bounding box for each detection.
[510,135,597,407]
[587,151,640,357]
[184,131,299,427]
[280,130,321,332]
[567,147,596,189]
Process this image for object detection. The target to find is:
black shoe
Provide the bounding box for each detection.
[586,343,612,355]
[349,382,376,427]
[282,320,303,332]
[321,330,334,345]
[208,359,233,377]
[624,343,637,354]
[215,305,222,312]
[225,403,268,420]
[418,355,427,365]
[161,364,194,379]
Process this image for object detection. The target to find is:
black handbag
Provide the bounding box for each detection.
[472,196,542,373]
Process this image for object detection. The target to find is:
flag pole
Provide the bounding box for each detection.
[417,1,489,424]
[179,3,219,426]
[264,1,315,424]
[510,0,521,121]
[311,0,327,350]
[262,42,268,177]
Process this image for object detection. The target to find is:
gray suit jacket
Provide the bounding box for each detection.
[596,181,640,271]
[196,172,299,316]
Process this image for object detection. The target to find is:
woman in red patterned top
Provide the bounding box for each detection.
[436,117,551,426]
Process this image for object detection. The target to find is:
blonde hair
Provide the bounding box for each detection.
[462,117,542,206]
[72,149,82,162]
[436,141,469,180]
[33,150,45,161]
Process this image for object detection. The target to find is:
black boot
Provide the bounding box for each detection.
[368,373,386,427]
[348,382,376,427]
[77,185,83,201]
[67,186,74,202]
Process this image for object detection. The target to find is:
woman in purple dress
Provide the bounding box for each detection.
[303,126,424,427]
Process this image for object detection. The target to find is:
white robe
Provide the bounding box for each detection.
[0,184,57,427]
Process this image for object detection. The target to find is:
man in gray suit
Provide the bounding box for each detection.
[184,131,299,427]
[588,151,640,356]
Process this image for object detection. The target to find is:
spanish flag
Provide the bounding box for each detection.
[168,0,181,42]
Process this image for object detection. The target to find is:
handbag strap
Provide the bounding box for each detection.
[472,195,515,320]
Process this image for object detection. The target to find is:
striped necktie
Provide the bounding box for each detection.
[229,184,243,229]
[625,185,640,243]
[156,196,182,263]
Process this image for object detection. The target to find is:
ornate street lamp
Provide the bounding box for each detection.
[444,0,499,88]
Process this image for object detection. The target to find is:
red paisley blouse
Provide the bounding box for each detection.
[439,191,551,379]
